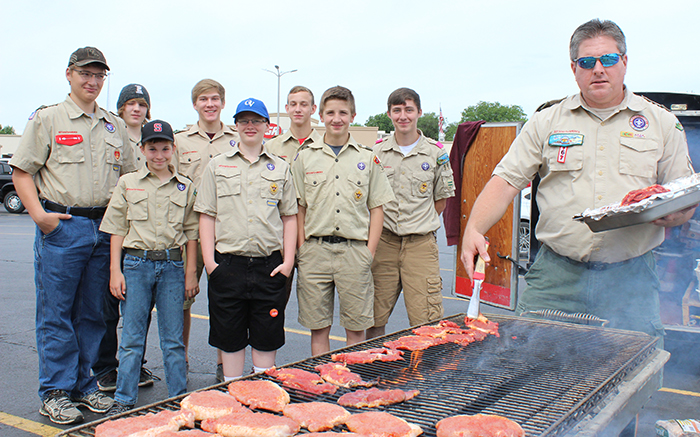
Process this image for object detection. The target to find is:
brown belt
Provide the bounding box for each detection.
[125,248,182,261]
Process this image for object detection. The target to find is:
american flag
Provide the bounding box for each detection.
[439,105,444,136]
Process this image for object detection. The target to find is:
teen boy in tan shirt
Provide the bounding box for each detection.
[265,85,322,164]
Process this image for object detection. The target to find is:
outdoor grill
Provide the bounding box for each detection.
[60,313,664,436]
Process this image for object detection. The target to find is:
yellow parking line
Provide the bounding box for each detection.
[0,412,60,437]
[659,387,700,398]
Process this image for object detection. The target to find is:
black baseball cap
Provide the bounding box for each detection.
[141,120,174,143]
[68,47,110,70]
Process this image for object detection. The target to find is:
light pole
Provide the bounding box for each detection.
[263,65,297,135]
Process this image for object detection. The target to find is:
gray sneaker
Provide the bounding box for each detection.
[138,367,160,387]
[72,390,114,413]
[216,363,224,383]
[97,369,117,392]
[106,401,134,417]
[40,390,83,425]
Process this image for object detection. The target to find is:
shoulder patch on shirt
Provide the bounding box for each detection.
[436,153,449,165]
[676,122,684,131]
[536,97,566,112]
[373,155,382,165]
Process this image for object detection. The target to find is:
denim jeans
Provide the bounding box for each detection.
[115,254,187,405]
[35,216,110,399]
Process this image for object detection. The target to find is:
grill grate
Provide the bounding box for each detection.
[60,314,657,437]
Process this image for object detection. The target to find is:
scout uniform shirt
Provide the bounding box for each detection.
[99,165,199,250]
[265,129,323,164]
[129,135,148,169]
[194,146,298,257]
[374,131,455,235]
[291,136,395,241]
[10,95,137,207]
[494,89,693,263]
[174,122,240,187]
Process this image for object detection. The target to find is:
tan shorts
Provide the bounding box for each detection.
[296,238,374,331]
[182,241,205,311]
[371,229,443,327]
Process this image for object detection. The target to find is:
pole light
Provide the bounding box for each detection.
[263,65,297,135]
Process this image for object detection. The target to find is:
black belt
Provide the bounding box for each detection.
[125,248,182,261]
[311,235,348,244]
[43,200,106,219]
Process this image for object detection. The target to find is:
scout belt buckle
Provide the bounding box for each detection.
[148,250,167,261]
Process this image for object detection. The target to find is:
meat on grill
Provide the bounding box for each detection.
[435,414,524,437]
[331,348,405,364]
[282,401,351,432]
[620,184,669,206]
[227,380,290,412]
[444,330,485,346]
[315,362,377,388]
[180,390,249,420]
[345,411,423,437]
[201,411,300,437]
[304,433,366,436]
[265,367,338,395]
[412,320,466,338]
[384,335,447,351]
[338,387,420,408]
[156,430,223,436]
[464,314,500,337]
[94,408,195,437]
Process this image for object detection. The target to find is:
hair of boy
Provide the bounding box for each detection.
[191,79,226,104]
[319,86,355,115]
[117,97,152,123]
[387,87,421,113]
[287,86,315,106]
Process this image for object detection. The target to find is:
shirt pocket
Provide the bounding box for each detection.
[546,144,584,172]
[411,171,433,198]
[105,138,124,165]
[168,190,188,224]
[347,171,370,203]
[619,138,658,178]
[55,141,86,164]
[126,190,148,221]
[261,170,285,200]
[215,166,241,197]
[179,151,202,176]
[304,171,327,193]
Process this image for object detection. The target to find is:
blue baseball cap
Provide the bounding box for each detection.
[234,98,270,122]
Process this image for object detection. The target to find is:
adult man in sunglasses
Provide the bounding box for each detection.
[10,47,137,424]
[460,20,694,342]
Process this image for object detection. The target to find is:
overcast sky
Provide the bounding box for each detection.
[1,0,698,135]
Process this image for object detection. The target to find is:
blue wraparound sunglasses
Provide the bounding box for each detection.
[574,53,623,69]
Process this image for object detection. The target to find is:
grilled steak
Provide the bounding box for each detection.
[338,388,420,408]
[201,411,300,437]
[384,335,447,351]
[227,380,290,412]
[331,348,404,365]
[345,411,423,437]
[265,367,338,395]
[94,409,195,437]
[435,414,524,437]
[464,314,500,337]
[315,362,376,388]
[282,401,351,432]
[180,390,248,420]
[412,320,466,338]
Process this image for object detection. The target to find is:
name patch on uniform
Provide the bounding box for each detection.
[421,162,430,171]
[267,199,278,207]
[548,133,583,147]
[267,163,275,171]
[104,122,115,133]
[357,162,366,170]
[630,115,649,131]
[56,134,83,146]
[177,183,186,191]
[621,131,645,139]
[436,153,449,165]
[557,147,568,163]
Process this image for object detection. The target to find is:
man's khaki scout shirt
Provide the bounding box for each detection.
[291,136,395,241]
[174,122,240,187]
[100,165,199,250]
[374,132,455,235]
[494,90,694,263]
[10,95,137,207]
[265,129,323,164]
[194,146,297,257]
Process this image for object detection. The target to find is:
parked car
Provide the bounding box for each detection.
[0,160,24,213]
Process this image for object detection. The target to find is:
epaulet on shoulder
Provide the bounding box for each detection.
[36,104,52,112]
[360,144,373,151]
[536,97,566,113]
[641,95,672,112]
[173,129,186,135]
[424,137,444,149]
[109,110,120,117]
[375,138,388,145]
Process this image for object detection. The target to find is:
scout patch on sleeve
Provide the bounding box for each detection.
[676,122,684,131]
[373,155,382,165]
[548,133,583,147]
[436,153,449,165]
[269,182,279,195]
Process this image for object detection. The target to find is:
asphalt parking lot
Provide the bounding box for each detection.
[0,210,698,436]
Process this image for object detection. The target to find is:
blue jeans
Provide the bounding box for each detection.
[115,254,187,405]
[35,216,110,399]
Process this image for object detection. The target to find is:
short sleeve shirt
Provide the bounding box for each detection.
[99,165,198,250]
[291,135,395,241]
[10,95,138,207]
[265,129,323,164]
[494,90,694,263]
[174,122,240,187]
[194,146,297,257]
[374,131,455,235]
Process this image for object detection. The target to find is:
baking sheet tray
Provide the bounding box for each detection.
[581,189,700,232]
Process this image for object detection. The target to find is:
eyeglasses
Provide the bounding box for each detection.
[573,53,623,69]
[236,119,266,126]
[74,70,108,81]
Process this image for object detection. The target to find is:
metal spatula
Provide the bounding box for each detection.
[467,240,489,319]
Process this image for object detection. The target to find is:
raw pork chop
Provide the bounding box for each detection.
[265,367,338,394]
[180,390,248,420]
[227,380,289,412]
[435,414,524,437]
[315,362,376,388]
[331,348,404,364]
[464,315,500,337]
[201,411,300,437]
[338,388,420,408]
[384,335,447,351]
[95,409,195,437]
[345,411,423,437]
[282,401,351,432]
[412,320,466,338]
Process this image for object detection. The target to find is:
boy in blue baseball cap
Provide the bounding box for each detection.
[195,98,297,380]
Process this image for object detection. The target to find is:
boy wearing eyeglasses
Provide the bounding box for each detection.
[196,98,297,380]
[460,19,694,340]
[10,47,136,424]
